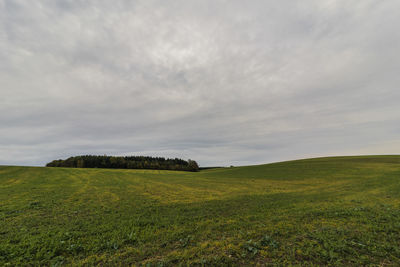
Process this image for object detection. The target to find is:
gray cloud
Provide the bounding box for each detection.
[1,0,400,166]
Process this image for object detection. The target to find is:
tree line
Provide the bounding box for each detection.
[46,155,199,172]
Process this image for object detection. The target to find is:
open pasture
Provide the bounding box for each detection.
[1,156,400,265]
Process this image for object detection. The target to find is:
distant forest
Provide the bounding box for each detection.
[46,155,199,172]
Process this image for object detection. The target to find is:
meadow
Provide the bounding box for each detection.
[1,156,400,266]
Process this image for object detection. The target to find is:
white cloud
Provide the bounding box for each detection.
[1,0,400,166]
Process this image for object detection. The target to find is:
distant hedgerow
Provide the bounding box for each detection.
[46,155,199,172]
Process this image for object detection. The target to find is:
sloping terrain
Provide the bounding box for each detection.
[1,156,400,265]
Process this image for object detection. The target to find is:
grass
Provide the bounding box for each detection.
[1,155,400,266]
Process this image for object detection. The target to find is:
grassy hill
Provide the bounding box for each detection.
[1,155,400,266]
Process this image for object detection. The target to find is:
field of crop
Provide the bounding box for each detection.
[1,156,400,266]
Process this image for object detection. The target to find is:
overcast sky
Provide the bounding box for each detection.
[1,0,400,167]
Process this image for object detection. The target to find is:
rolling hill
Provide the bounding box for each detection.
[1,156,400,265]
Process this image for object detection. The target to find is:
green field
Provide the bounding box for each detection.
[1,156,400,266]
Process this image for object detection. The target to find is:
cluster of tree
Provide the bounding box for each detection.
[46,155,199,172]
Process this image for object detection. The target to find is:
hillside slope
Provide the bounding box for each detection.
[1,156,400,265]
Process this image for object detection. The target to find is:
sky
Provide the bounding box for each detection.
[1,0,400,167]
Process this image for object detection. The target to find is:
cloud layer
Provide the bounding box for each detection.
[1,0,400,166]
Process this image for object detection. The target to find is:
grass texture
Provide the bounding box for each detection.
[1,155,400,266]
